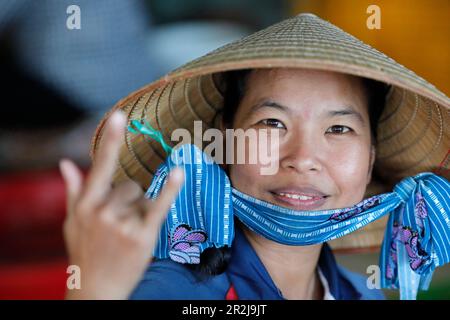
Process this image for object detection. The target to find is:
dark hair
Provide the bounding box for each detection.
[189,69,390,278]
[187,246,232,279]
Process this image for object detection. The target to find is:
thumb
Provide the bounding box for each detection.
[144,167,184,229]
[59,158,84,216]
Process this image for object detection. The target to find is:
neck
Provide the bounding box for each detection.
[241,225,324,300]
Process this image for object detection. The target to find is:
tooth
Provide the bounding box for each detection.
[278,193,313,200]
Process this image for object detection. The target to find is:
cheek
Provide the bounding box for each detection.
[327,142,371,203]
[227,131,279,194]
[229,163,263,195]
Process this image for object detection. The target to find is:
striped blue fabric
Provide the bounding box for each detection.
[380,173,450,299]
[146,144,234,263]
[145,144,450,300]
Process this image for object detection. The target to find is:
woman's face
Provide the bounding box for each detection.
[227,68,375,211]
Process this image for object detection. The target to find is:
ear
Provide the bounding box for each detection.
[367,145,376,185]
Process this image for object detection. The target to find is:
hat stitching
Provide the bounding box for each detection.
[155,82,176,143]
[184,77,214,129]
[435,150,450,176]
[120,97,154,179]
[378,101,432,160]
[377,102,444,175]
[378,93,420,142]
[395,102,445,173]
[379,87,404,123]
[140,87,170,164]
[168,81,196,137]
[126,93,165,175]
[206,74,225,111]
[198,75,222,120]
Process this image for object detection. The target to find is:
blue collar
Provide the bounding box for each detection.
[226,226,361,300]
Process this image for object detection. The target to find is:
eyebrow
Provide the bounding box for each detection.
[248,99,291,115]
[249,99,366,126]
[327,107,366,126]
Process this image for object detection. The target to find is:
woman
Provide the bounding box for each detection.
[60,13,450,300]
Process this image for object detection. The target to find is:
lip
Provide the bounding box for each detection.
[270,186,329,210]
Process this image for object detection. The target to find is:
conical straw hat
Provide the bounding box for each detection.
[91,13,450,252]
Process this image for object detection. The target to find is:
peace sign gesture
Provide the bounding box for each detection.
[60,111,184,299]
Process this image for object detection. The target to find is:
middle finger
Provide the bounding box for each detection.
[83,111,126,205]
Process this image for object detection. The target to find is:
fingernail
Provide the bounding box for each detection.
[110,111,126,127]
[59,159,68,179]
[170,168,184,182]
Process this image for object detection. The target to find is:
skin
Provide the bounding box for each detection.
[224,68,375,299]
[61,68,375,300]
[60,112,184,299]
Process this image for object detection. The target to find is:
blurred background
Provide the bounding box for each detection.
[0,0,448,299]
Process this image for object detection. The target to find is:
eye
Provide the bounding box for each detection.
[259,119,286,129]
[326,125,353,134]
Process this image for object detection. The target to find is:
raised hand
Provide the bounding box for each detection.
[60,111,184,299]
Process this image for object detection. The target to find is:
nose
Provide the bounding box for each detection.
[279,130,323,174]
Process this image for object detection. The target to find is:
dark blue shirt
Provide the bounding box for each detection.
[130,227,385,300]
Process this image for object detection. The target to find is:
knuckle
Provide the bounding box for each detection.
[125,181,144,197]
[74,211,91,230]
[131,233,148,247]
[75,199,92,216]
[122,180,141,191]
[153,200,170,216]
[97,208,115,226]
[117,224,141,244]
[140,198,153,212]
[111,181,143,202]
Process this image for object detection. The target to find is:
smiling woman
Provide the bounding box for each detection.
[62,13,450,301]
[224,68,382,211]
[194,68,391,293]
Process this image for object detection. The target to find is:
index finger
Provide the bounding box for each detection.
[83,111,126,204]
